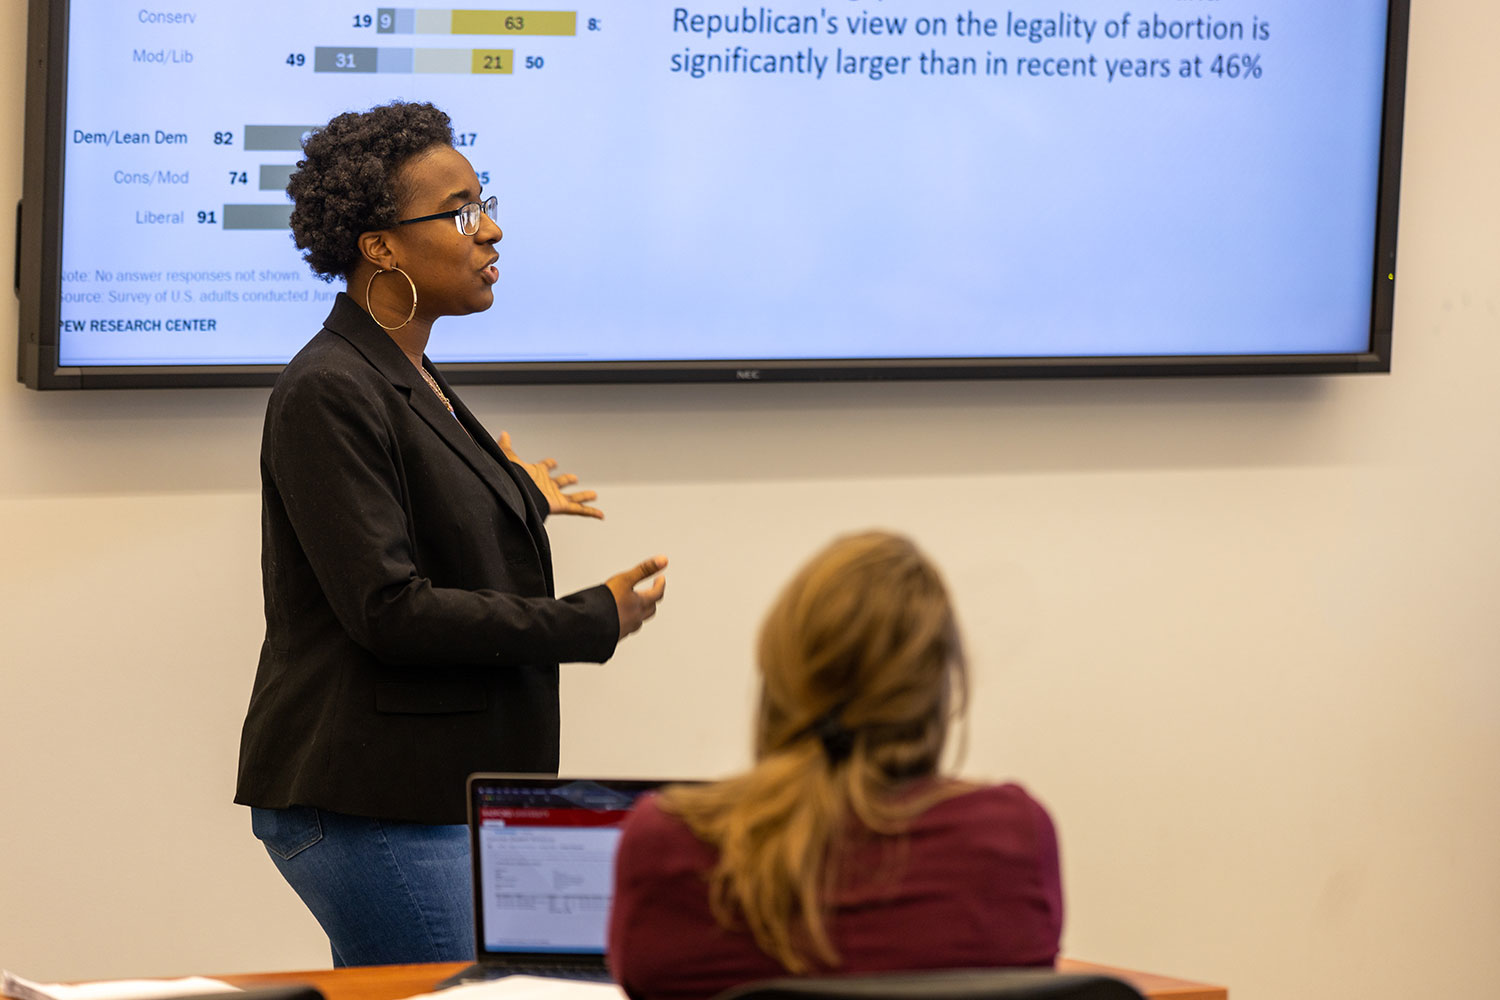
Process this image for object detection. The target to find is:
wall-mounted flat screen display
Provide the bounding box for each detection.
[17,1,1409,388]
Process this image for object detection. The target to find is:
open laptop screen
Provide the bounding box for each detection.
[470,777,669,957]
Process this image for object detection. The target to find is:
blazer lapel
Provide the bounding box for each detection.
[430,367,548,528]
[321,293,531,526]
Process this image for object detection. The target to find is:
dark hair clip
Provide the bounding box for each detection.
[814,713,856,764]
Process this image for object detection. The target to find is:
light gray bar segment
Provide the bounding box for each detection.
[377,47,414,73]
[259,165,296,192]
[414,9,449,33]
[414,47,470,73]
[244,125,318,151]
[223,204,293,231]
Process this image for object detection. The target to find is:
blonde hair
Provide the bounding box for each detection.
[660,531,970,973]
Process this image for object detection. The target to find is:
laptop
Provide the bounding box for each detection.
[437,773,687,989]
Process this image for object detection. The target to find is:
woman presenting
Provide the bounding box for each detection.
[234,101,666,967]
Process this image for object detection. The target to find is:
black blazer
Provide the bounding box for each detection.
[235,294,618,824]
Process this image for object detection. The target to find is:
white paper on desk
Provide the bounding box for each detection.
[1,972,238,1000]
[402,977,623,1000]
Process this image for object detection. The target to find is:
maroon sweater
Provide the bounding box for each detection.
[608,783,1063,1000]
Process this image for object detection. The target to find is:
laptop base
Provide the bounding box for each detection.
[434,963,615,991]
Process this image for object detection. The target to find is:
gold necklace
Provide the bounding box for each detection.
[417,365,455,417]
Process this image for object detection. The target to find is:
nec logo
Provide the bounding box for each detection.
[735,369,761,380]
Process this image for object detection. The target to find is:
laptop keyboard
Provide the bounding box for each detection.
[504,967,613,982]
[464,965,614,984]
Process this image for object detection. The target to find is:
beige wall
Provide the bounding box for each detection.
[2,5,1497,1000]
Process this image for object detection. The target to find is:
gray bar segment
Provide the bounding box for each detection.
[259,165,296,191]
[223,204,293,231]
[244,125,318,151]
[377,8,399,33]
[314,47,378,73]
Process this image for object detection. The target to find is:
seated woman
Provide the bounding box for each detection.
[608,531,1062,1000]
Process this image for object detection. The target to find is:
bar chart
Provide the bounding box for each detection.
[375,9,577,35]
[222,126,318,230]
[220,8,588,229]
[54,2,616,365]
[312,47,514,74]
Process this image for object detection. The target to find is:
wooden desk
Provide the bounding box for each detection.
[1055,959,1225,1000]
[219,960,1225,1000]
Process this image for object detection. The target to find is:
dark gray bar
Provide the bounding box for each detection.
[377,8,407,33]
[315,47,379,73]
[244,125,318,151]
[223,204,293,231]
[258,165,296,192]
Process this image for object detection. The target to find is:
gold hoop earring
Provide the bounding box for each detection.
[365,265,417,332]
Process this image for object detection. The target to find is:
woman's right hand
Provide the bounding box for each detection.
[607,556,668,640]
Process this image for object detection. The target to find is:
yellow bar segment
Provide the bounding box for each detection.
[471,48,514,73]
[451,10,577,36]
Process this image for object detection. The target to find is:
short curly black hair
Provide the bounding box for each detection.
[287,101,454,281]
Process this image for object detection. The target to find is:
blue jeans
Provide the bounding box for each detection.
[251,805,474,967]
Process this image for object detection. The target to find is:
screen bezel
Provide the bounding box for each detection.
[16,0,1409,390]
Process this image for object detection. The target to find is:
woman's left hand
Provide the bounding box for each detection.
[497,431,604,519]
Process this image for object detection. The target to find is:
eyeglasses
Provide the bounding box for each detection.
[394,195,498,237]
